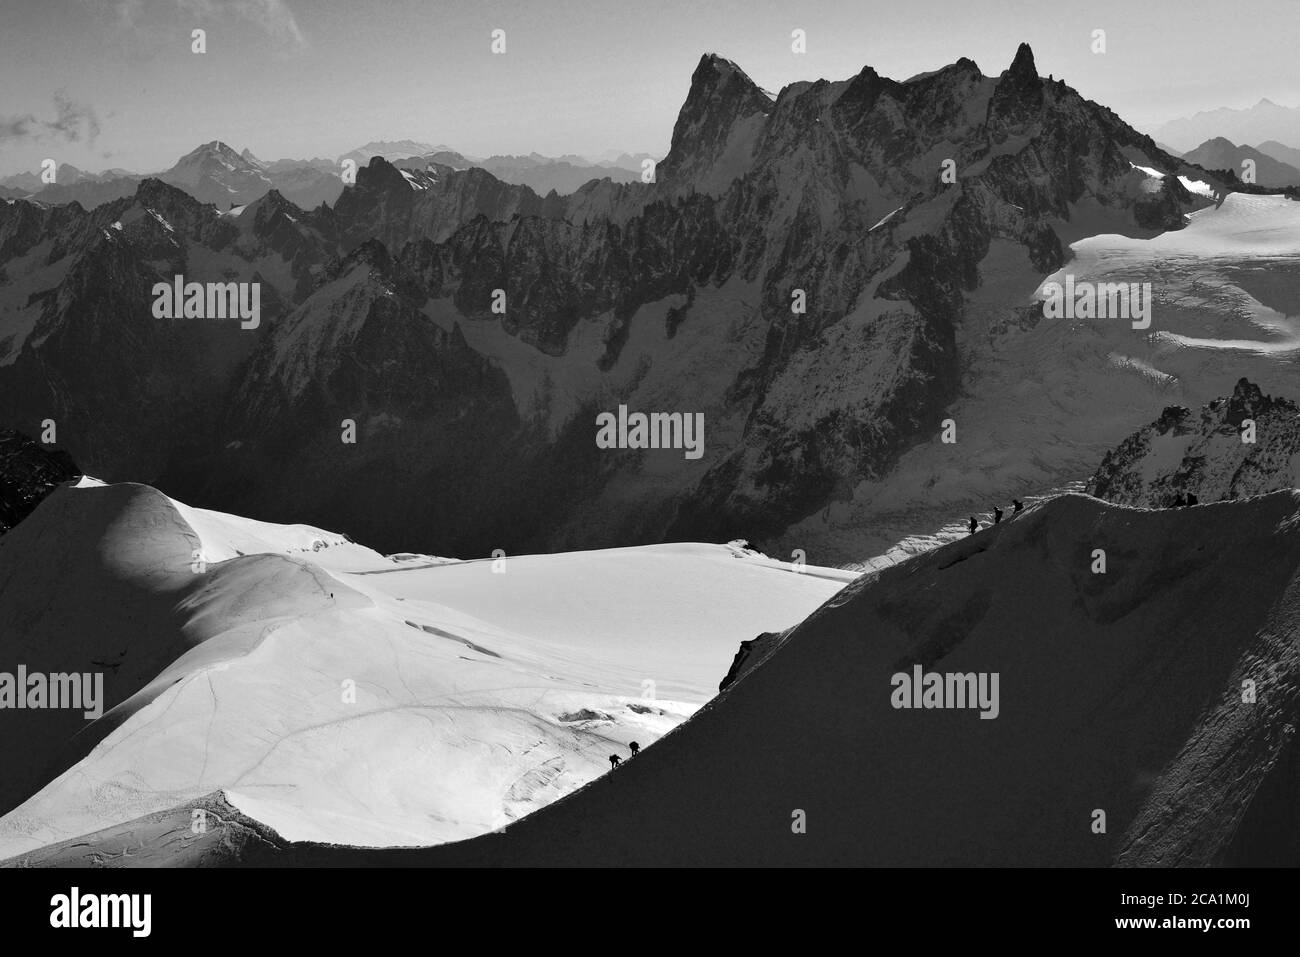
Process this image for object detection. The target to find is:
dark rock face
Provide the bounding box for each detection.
[332,158,559,251]
[0,45,1222,556]
[987,42,1044,139]
[0,431,80,534]
[1134,174,1195,229]
[0,180,291,480]
[719,630,783,692]
[655,54,774,190]
[1087,378,1300,507]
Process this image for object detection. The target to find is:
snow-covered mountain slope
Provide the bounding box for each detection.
[3,46,1291,564]
[781,190,1300,562]
[31,489,1286,868]
[405,493,1300,867]
[161,141,277,207]
[1088,378,1300,506]
[0,480,851,858]
[160,141,344,211]
[192,44,1239,560]
[17,490,1300,867]
[842,481,1087,572]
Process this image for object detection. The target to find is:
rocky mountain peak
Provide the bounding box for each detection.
[130,177,213,226]
[358,155,415,193]
[656,52,773,191]
[133,176,192,204]
[688,52,771,114]
[251,187,291,210]
[333,236,395,280]
[0,45,1230,560]
[1088,379,1300,507]
[179,140,248,166]
[988,41,1045,137]
[1225,376,1270,424]
[1005,42,1037,84]
[245,188,312,238]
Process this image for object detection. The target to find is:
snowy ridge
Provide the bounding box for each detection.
[0,480,851,857]
[16,490,1300,866]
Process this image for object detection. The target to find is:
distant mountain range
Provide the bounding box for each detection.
[1257,140,1300,169]
[163,141,342,208]
[385,146,651,193]
[334,140,654,176]
[1152,98,1300,153]
[1181,137,1300,187]
[0,143,341,211]
[0,141,658,211]
[6,43,1266,560]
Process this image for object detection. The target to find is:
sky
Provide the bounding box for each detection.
[1,0,1298,176]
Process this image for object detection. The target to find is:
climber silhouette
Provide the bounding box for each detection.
[993,506,1003,524]
[968,516,978,535]
[1012,499,1024,513]
[609,754,622,769]
[629,741,640,756]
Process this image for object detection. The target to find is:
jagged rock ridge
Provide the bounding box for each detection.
[0,45,1239,556]
[1088,378,1300,507]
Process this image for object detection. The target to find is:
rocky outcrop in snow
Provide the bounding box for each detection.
[718,630,783,691]
[1087,378,1300,507]
[0,430,79,534]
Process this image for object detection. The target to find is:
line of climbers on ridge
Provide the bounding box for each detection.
[968,499,1024,535]
[609,740,640,769]
[967,491,1201,534]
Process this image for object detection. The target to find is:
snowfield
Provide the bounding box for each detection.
[382,492,1300,867]
[13,490,1300,866]
[0,481,852,857]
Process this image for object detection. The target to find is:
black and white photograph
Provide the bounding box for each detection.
[0,0,1296,936]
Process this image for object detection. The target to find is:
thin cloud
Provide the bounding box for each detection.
[85,0,309,54]
[233,0,308,53]
[177,0,309,53]
[91,0,147,29]
[0,92,102,147]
